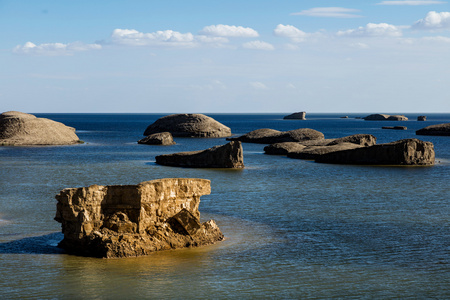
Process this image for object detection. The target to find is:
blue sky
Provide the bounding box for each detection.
[1,0,450,113]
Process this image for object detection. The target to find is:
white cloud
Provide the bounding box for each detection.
[273,24,309,42]
[13,41,101,56]
[337,23,403,37]
[199,24,259,37]
[421,35,450,42]
[249,82,268,90]
[242,40,275,51]
[412,11,450,30]
[291,7,362,18]
[350,42,370,49]
[377,0,446,5]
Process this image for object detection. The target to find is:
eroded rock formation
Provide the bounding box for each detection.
[283,112,306,120]
[143,114,231,138]
[288,143,364,160]
[55,178,224,258]
[155,141,244,168]
[0,111,81,146]
[315,138,434,166]
[363,114,408,121]
[416,123,450,136]
[138,132,175,145]
[227,128,324,144]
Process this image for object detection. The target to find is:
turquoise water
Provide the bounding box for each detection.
[0,113,449,299]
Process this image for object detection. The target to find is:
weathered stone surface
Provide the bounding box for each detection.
[143,114,231,138]
[382,126,407,130]
[264,142,307,155]
[284,112,306,120]
[315,138,434,166]
[227,128,324,144]
[363,114,408,121]
[417,116,427,121]
[326,134,377,147]
[0,111,81,146]
[138,132,175,145]
[416,123,450,136]
[156,141,244,168]
[55,178,224,258]
[288,143,363,160]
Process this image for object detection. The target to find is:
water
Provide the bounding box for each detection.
[0,113,449,299]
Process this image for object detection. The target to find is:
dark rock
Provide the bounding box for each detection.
[417,116,427,121]
[382,126,407,130]
[144,114,231,138]
[283,112,306,120]
[0,111,81,146]
[416,123,450,136]
[155,141,244,168]
[227,128,324,144]
[138,132,175,145]
[55,178,224,258]
[315,138,434,166]
[288,143,363,160]
[326,134,377,147]
[264,142,307,155]
[363,114,408,121]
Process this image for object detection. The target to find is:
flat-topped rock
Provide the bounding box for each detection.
[363,114,408,121]
[138,132,175,145]
[143,114,231,138]
[416,123,450,136]
[0,111,81,146]
[316,138,434,166]
[156,141,244,168]
[227,128,324,144]
[283,112,306,120]
[382,126,407,130]
[288,143,363,160]
[55,178,224,258]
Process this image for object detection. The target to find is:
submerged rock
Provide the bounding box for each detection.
[155,141,244,168]
[363,114,408,121]
[228,128,324,144]
[138,132,175,145]
[143,114,231,138]
[55,178,224,258]
[283,112,306,120]
[0,111,81,146]
[416,123,450,136]
[417,116,427,121]
[315,138,434,166]
[382,126,407,130]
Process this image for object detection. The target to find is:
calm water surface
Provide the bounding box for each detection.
[1,113,449,299]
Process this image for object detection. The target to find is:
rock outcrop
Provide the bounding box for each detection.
[264,142,307,155]
[138,132,175,145]
[363,114,408,121]
[55,178,224,258]
[227,128,324,144]
[143,114,231,138]
[315,138,434,166]
[288,143,363,160]
[417,116,427,121]
[155,141,244,168]
[0,111,81,146]
[382,126,407,130]
[326,134,376,147]
[416,123,450,136]
[283,112,306,120]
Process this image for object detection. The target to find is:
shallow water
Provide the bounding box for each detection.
[1,113,449,299]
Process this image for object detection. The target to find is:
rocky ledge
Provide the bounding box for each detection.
[55,178,224,258]
[156,141,244,168]
[0,111,81,146]
[227,128,324,144]
[315,138,434,166]
[416,123,450,136]
[363,114,408,121]
[143,114,231,138]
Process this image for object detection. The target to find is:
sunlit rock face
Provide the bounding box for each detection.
[55,178,224,258]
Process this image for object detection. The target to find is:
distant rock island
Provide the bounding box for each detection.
[143,114,231,138]
[0,111,81,146]
[156,141,244,168]
[283,112,306,120]
[363,114,408,121]
[55,178,224,258]
[382,126,407,130]
[417,116,427,121]
[416,123,450,136]
[227,128,324,144]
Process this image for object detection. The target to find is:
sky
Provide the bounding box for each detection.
[1,0,450,113]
